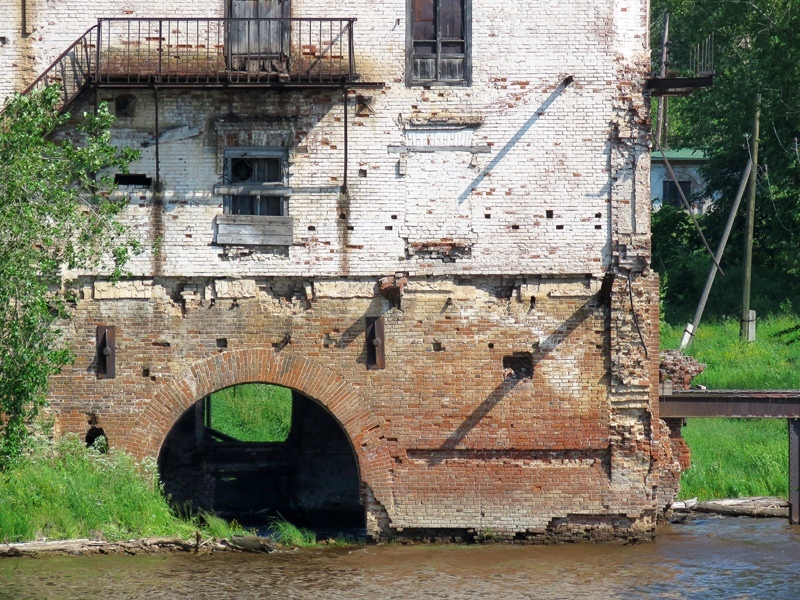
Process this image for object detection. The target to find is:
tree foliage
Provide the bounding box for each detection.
[651,0,800,321]
[0,87,138,467]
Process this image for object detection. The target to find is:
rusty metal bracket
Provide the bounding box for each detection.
[365,316,385,370]
[96,325,116,379]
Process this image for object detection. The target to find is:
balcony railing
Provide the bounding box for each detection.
[21,18,360,113]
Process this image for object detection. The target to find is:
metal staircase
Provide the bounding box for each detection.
[21,26,98,114]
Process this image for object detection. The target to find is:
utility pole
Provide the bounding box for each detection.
[655,12,670,146]
[680,159,752,349]
[740,94,761,341]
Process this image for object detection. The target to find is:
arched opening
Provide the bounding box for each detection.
[158,383,364,534]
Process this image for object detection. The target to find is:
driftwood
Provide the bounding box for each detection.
[0,534,281,558]
[693,497,789,518]
[671,496,789,518]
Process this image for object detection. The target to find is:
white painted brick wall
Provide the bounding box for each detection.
[3,0,652,280]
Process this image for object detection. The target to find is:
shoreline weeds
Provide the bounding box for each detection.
[2,497,792,559]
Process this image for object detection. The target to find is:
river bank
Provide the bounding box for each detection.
[2,497,791,559]
[2,518,799,600]
[0,534,288,558]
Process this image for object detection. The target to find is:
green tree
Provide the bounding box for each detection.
[652,0,800,321]
[0,87,138,467]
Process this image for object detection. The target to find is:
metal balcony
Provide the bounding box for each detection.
[22,18,367,113]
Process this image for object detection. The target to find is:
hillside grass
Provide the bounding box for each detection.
[210,384,293,442]
[661,313,800,389]
[661,313,799,500]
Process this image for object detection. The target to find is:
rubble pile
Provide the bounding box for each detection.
[659,350,706,390]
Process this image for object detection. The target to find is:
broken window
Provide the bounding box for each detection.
[215,147,294,245]
[223,148,289,217]
[408,0,471,85]
[503,353,533,380]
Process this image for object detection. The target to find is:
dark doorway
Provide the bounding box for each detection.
[158,385,364,532]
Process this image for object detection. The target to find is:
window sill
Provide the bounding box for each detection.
[407,80,471,88]
[215,215,294,246]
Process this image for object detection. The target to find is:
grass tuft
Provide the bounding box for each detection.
[268,516,316,547]
[199,511,250,540]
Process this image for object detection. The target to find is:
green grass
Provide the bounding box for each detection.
[677,418,789,500]
[0,436,315,545]
[210,384,292,442]
[0,435,200,543]
[662,313,799,500]
[661,313,800,389]
[268,516,316,547]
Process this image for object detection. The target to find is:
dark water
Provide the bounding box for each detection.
[1,517,799,599]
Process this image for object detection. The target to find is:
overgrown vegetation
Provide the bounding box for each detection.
[0,87,138,468]
[0,436,196,543]
[210,384,293,442]
[651,0,800,324]
[678,419,788,500]
[0,435,322,545]
[662,315,797,500]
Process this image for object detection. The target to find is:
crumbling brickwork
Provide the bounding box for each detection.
[6,0,684,541]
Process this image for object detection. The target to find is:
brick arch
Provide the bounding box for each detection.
[126,347,394,514]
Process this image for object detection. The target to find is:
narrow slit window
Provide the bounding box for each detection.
[365,316,386,370]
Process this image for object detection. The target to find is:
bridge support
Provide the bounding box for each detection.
[791,418,799,524]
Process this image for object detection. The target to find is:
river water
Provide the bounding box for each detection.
[1,517,799,599]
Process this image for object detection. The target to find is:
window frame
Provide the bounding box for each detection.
[662,179,693,207]
[406,0,472,87]
[222,146,290,217]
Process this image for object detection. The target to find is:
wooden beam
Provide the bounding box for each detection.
[216,215,293,246]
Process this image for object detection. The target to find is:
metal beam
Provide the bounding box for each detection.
[660,390,800,418]
[791,418,800,524]
[646,75,714,95]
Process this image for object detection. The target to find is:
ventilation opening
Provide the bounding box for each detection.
[503,353,533,380]
[158,385,364,534]
[115,174,152,187]
[115,95,135,118]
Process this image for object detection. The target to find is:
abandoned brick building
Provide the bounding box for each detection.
[1,0,685,541]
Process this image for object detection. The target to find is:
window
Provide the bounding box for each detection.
[215,147,294,246]
[408,0,471,85]
[662,180,692,207]
[223,148,288,216]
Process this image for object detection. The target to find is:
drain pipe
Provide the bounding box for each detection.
[341,87,349,196]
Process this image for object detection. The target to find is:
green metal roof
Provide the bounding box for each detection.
[651,148,707,162]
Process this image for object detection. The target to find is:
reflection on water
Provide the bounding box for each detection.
[1,517,799,599]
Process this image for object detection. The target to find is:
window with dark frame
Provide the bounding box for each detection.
[408,0,471,85]
[223,148,288,217]
[662,180,692,207]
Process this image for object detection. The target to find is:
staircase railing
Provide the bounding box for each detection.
[11,17,361,115]
[21,26,98,113]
